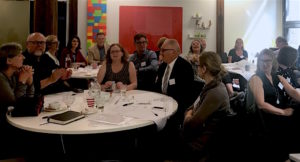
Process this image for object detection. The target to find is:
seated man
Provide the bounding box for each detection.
[155,38,194,128]
[87,32,110,65]
[23,32,72,95]
[129,33,158,91]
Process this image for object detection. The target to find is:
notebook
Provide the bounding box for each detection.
[48,111,85,125]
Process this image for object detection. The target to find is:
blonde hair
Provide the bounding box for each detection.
[45,35,58,50]
[199,51,227,81]
[234,38,244,49]
[156,37,167,49]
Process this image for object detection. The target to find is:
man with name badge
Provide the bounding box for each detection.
[155,38,194,128]
[129,33,158,91]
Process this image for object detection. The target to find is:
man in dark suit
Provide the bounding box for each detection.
[155,39,194,128]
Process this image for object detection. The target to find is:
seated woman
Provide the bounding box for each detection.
[0,43,34,157]
[249,49,300,161]
[97,43,137,91]
[185,39,203,81]
[60,35,87,67]
[183,51,230,160]
[226,38,248,94]
[228,38,248,63]
[155,37,167,66]
[39,35,73,94]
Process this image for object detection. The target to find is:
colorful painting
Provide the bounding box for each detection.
[119,6,182,53]
[87,0,107,50]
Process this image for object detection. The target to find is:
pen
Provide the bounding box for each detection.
[153,106,164,109]
[123,103,133,106]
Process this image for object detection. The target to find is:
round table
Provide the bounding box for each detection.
[7,90,178,135]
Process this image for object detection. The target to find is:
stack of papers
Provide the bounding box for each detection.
[89,113,132,125]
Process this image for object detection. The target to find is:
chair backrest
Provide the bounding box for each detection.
[219,52,228,63]
[191,80,205,101]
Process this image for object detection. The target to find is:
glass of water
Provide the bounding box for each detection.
[120,84,127,97]
[63,94,75,110]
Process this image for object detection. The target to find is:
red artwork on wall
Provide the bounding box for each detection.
[119,6,183,53]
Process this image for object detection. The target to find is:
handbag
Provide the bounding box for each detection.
[11,95,44,117]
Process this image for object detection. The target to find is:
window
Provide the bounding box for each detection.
[283,0,300,49]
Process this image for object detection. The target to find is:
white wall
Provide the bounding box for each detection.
[78,0,282,58]
[78,0,217,55]
[225,0,282,63]
[78,0,88,55]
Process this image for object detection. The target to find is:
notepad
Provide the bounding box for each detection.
[48,111,85,125]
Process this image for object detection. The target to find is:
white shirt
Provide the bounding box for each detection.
[161,57,178,91]
[46,51,60,66]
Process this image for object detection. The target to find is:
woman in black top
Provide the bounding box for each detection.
[97,43,137,91]
[228,38,248,63]
[249,49,300,161]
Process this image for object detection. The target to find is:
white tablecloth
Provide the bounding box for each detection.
[7,90,177,134]
[222,60,256,81]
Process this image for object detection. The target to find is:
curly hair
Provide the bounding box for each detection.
[106,43,129,64]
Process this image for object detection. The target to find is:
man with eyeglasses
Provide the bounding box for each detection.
[23,32,71,94]
[129,33,158,91]
[87,32,110,65]
[155,39,194,131]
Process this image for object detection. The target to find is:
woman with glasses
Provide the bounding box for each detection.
[38,35,72,94]
[248,49,300,161]
[60,35,87,67]
[97,43,137,91]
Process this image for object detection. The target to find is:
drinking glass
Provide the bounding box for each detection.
[120,84,127,98]
[63,95,75,110]
[95,96,105,112]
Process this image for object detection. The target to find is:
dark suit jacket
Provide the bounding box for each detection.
[155,56,195,125]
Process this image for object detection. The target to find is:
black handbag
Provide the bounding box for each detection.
[11,95,44,117]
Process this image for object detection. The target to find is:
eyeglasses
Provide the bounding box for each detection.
[160,48,175,53]
[28,41,46,45]
[261,59,273,63]
[50,41,60,45]
[135,41,147,45]
[110,50,121,53]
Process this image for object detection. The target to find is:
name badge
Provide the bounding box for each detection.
[193,96,200,108]
[141,62,146,67]
[169,79,175,85]
[278,82,284,90]
[240,55,244,58]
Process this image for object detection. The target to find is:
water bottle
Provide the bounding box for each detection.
[65,54,71,68]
